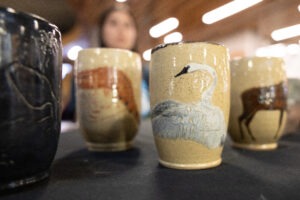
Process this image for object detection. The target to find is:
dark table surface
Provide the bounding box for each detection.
[1,119,300,200]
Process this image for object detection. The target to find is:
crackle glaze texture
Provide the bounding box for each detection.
[150,42,230,169]
[75,48,141,151]
[0,7,62,189]
[229,57,287,150]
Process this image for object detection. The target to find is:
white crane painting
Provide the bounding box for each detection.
[151,63,226,149]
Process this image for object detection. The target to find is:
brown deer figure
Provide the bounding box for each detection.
[238,81,287,141]
[77,67,140,122]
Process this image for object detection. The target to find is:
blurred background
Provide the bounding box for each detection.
[0,0,299,64]
[0,0,299,132]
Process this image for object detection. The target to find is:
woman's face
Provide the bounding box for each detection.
[102,10,137,50]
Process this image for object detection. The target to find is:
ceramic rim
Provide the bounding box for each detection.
[158,158,222,170]
[0,171,49,191]
[232,142,278,151]
[86,141,133,152]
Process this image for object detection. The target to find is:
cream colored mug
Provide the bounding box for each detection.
[75,48,141,151]
[229,57,287,150]
[150,42,230,170]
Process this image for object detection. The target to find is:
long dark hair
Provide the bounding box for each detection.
[98,5,138,52]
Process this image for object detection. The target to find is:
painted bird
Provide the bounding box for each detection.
[152,63,226,149]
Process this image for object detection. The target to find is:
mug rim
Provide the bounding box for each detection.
[78,47,141,58]
[0,6,59,31]
[151,41,227,54]
[230,56,284,62]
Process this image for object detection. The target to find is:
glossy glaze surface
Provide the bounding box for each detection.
[0,7,62,189]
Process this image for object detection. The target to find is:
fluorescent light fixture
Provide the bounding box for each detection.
[67,45,82,60]
[271,24,300,41]
[298,4,300,12]
[143,49,152,61]
[149,17,179,38]
[164,32,183,43]
[202,0,263,24]
[256,43,300,57]
[255,43,286,57]
[115,0,127,2]
[287,44,300,55]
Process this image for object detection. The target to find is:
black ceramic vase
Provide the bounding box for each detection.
[0,7,62,190]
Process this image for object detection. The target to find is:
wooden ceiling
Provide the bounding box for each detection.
[68,0,300,54]
[1,0,300,56]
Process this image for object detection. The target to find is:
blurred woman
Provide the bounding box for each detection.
[62,5,150,120]
[98,5,150,117]
[98,5,138,51]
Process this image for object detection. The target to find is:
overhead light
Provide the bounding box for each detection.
[256,43,300,57]
[149,17,179,38]
[67,45,83,60]
[271,24,300,41]
[115,0,127,2]
[202,0,263,24]
[287,44,300,55]
[164,32,183,43]
[143,49,152,61]
[255,43,286,57]
[298,4,300,12]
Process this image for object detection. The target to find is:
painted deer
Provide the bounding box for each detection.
[238,81,287,141]
[77,67,140,122]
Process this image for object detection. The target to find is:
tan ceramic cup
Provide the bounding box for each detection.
[150,42,230,170]
[75,48,141,151]
[229,57,288,150]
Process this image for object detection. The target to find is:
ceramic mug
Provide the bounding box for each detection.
[75,48,141,151]
[229,57,287,150]
[150,42,230,170]
[0,7,62,190]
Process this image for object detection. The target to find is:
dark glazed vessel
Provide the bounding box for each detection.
[0,7,62,190]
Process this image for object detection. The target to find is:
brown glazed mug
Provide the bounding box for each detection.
[150,42,230,170]
[75,48,141,151]
[229,57,288,150]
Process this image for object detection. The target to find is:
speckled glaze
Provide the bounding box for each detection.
[0,7,62,190]
[229,57,288,150]
[150,42,230,169]
[75,48,141,151]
